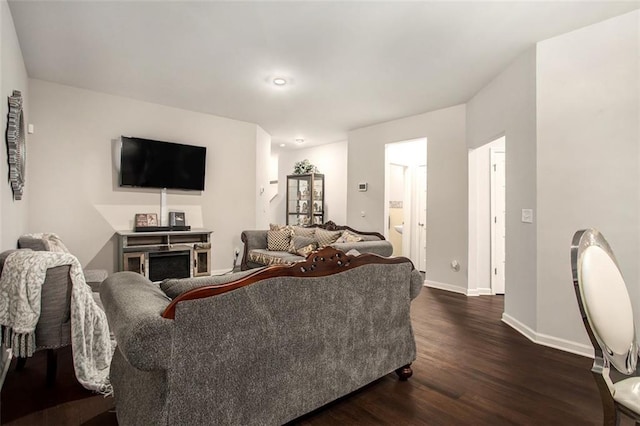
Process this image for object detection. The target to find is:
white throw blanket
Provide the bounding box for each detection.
[23,232,70,253]
[0,250,114,394]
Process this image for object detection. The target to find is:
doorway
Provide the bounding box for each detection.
[384,139,427,271]
[468,136,506,295]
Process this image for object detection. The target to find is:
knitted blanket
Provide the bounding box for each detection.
[23,232,70,253]
[0,250,114,394]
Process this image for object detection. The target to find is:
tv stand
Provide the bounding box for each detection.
[117,229,212,281]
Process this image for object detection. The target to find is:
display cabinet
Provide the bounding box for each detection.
[286,173,325,225]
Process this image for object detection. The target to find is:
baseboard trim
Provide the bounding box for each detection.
[501,313,593,358]
[467,287,493,296]
[425,280,470,296]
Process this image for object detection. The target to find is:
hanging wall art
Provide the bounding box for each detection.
[6,90,26,200]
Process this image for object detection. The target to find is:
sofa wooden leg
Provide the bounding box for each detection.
[15,357,26,371]
[45,349,57,387]
[395,364,413,381]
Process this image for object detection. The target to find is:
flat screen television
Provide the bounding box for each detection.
[119,136,207,191]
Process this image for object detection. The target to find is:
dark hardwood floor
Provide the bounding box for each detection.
[2,287,608,425]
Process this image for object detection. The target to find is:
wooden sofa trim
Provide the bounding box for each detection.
[162,246,412,319]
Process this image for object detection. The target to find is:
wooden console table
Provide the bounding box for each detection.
[116,229,212,281]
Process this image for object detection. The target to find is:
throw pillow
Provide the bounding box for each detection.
[288,235,316,254]
[267,229,291,251]
[297,243,317,257]
[269,223,288,231]
[291,226,316,238]
[315,229,342,248]
[335,230,364,244]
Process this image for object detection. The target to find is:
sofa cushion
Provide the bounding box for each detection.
[315,229,342,248]
[267,229,291,251]
[287,235,316,254]
[335,230,363,244]
[332,240,393,257]
[160,269,258,299]
[296,243,317,257]
[249,249,304,266]
[291,226,315,238]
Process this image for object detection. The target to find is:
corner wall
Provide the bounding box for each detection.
[255,125,272,229]
[536,10,640,350]
[1,0,29,249]
[27,79,258,272]
[347,105,467,291]
[466,47,538,332]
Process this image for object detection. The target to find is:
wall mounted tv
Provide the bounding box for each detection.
[119,136,207,191]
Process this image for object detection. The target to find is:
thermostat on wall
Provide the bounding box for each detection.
[358,182,368,192]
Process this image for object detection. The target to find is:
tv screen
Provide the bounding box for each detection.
[119,136,206,191]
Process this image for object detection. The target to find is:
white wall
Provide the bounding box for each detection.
[536,10,640,350]
[272,141,348,226]
[255,125,271,229]
[27,79,258,272]
[348,105,467,291]
[1,0,29,249]
[466,47,538,329]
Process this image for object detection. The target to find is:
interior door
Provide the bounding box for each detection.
[490,149,506,294]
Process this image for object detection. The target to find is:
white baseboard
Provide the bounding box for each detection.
[501,313,593,358]
[468,287,493,296]
[424,280,469,296]
[425,280,493,297]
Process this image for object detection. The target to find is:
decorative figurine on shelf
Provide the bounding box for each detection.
[293,159,319,175]
[302,202,308,213]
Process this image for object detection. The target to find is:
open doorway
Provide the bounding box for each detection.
[468,136,506,295]
[384,139,427,271]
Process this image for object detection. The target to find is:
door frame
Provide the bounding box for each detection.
[490,148,506,294]
[467,135,506,296]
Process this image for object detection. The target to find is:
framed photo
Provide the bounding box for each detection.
[135,213,158,228]
[169,211,186,226]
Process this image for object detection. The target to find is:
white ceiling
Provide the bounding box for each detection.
[8,1,640,148]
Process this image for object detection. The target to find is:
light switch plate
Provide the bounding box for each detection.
[521,209,533,223]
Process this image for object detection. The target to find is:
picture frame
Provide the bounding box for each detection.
[169,211,186,226]
[135,213,158,228]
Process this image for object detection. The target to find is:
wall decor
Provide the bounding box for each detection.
[135,213,158,228]
[6,90,26,200]
[169,211,186,226]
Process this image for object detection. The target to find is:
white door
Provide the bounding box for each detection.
[490,149,506,294]
[417,165,427,272]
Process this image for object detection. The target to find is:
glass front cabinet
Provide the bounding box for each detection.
[286,173,325,225]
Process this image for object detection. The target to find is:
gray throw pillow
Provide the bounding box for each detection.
[288,236,316,254]
[315,229,342,248]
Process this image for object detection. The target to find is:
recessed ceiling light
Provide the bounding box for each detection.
[273,78,287,86]
[295,138,304,144]
[280,143,286,147]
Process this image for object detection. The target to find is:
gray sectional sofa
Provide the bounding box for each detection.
[100,247,422,426]
[241,220,393,270]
